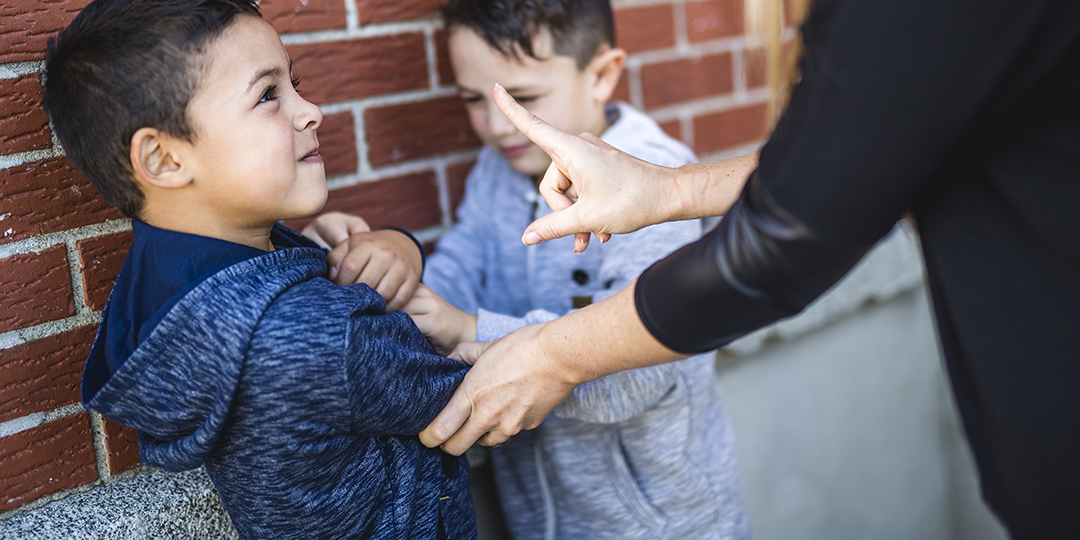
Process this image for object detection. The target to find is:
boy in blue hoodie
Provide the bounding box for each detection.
[42,1,475,538]
[305,1,754,538]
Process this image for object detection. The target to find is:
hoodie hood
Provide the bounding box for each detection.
[82,247,327,472]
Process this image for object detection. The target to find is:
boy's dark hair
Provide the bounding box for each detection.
[42,0,261,218]
[440,0,616,69]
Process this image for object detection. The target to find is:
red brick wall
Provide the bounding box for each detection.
[0,0,769,518]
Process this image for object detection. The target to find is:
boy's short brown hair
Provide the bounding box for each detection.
[42,0,261,218]
[440,0,616,70]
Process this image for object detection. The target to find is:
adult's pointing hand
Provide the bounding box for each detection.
[491,83,684,252]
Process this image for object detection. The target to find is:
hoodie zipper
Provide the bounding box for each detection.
[523,188,556,540]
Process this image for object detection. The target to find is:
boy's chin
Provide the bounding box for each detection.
[507,155,553,180]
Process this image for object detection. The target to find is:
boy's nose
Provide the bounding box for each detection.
[486,101,516,138]
[295,96,323,132]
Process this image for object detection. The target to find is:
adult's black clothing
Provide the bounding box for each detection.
[635,0,1080,537]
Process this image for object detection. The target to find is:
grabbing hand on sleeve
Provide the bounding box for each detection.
[402,284,478,356]
[303,211,424,312]
[302,211,370,249]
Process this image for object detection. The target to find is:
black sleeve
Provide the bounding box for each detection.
[635,0,1078,353]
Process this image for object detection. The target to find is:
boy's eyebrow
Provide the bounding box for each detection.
[247,60,294,91]
[456,84,537,95]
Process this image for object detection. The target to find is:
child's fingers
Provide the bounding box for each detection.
[384,275,420,312]
[449,341,484,366]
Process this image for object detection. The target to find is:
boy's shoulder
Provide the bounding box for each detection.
[602,102,698,169]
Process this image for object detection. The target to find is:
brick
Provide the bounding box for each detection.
[658,119,683,144]
[0,413,97,513]
[445,160,475,216]
[0,0,94,63]
[78,230,133,312]
[258,0,346,34]
[0,245,75,333]
[0,157,123,247]
[287,171,442,233]
[288,33,429,105]
[365,96,481,167]
[435,29,456,86]
[641,53,734,109]
[685,0,744,42]
[693,103,769,155]
[103,416,141,474]
[611,70,631,104]
[357,0,441,25]
[614,5,676,53]
[318,112,358,177]
[0,325,94,424]
[0,74,52,155]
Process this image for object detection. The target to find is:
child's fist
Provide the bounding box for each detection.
[402,285,478,356]
[325,229,424,312]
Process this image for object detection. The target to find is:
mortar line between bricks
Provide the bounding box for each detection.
[0,61,45,79]
[0,146,65,171]
[627,35,749,66]
[0,219,131,260]
[344,0,359,30]
[326,148,480,191]
[673,0,690,50]
[315,85,459,115]
[0,402,85,438]
[424,27,440,91]
[0,310,101,351]
[278,19,439,46]
[64,241,92,318]
[612,0,677,9]
[88,411,112,483]
[645,87,771,122]
[432,162,452,229]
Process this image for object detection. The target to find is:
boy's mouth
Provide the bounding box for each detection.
[301,147,322,163]
[499,144,531,158]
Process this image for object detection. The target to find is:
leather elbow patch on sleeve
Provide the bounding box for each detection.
[635,174,870,354]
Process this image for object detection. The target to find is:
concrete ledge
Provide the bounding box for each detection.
[0,468,236,540]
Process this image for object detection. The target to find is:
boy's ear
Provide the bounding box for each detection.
[588,47,628,104]
[130,127,193,189]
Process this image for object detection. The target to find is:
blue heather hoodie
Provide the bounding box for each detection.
[81,222,475,540]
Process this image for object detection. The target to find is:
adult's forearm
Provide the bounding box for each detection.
[667,154,758,223]
[535,280,688,386]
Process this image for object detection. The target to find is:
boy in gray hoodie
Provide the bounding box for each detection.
[305,1,751,538]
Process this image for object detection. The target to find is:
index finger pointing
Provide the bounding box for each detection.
[492,83,577,156]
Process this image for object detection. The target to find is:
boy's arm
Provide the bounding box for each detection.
[341,292,468,437]
[419,156,502,313]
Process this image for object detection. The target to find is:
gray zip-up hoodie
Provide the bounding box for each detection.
[423,103,750,539]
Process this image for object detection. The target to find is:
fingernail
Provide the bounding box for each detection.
[522,232,541,245]
[328,265,339,281]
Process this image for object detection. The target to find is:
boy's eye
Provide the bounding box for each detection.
[259,85,278,104]
[291,75,302,94]
[513,95,537,104]
[461,95,483,105]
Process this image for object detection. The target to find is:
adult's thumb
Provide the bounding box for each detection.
[522,209,581,246]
